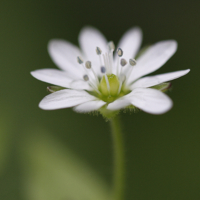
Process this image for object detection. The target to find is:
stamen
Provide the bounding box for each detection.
[77,56,89,75]
[85,61,99,84]
[106,53,111,74]
[78,59,96,87]
[116,48,124,76]
[129,58,137,66]
[103,54,108,72]
[108,52,114,74]
[120,58,127,67]
[96,46,103,69]
[83,74,100,94]
[96,47,102,55]
[126,58,137,82]
[118,58,127,78]
[117,48,123,57]
[83,74,89,81]
[108,41,115,51]
[101,66,110,93]
[77,56,84,64]
[85,61,91,69]
[118,74,126,95]
[108,42,115,74]
[100,66,106,73]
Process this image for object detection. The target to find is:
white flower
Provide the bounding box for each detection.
[31,26,190,116]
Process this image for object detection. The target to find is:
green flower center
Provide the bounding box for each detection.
[100,74,119,96]
[97,74,130,103]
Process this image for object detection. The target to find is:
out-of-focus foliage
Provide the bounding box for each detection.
[20,130,110,200]
[0,116,12,174]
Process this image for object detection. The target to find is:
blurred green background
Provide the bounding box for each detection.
[0,0,199,199]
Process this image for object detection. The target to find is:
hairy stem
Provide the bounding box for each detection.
[110,115,125,200]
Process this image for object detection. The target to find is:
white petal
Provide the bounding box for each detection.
[126,88,172,114]
[78,27,107,75]
[79,26,108,60]
[70,80,93,91]
[107,98,131,110]
[74,100,106,113]
[127,40,178,84]
[39,89,96,110]
[130,69,190,89]
[31,69,73,88]
[113,27,142,74]
[48,40,84,78]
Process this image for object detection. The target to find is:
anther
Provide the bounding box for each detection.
[129,58,137,66]
[96,47,103,67]
[85,61,91,69]
[83,74,89,81]
[101,66,106,74]
[77,56,84,64]
[85,60,99,84]
[117,48,123,57]
[108,41,115,51]
[120,58,127,67]
[96,47,102,55]
[125,59,137,84]
[116,48,123,76]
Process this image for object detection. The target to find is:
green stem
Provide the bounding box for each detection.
[110,115,125,200]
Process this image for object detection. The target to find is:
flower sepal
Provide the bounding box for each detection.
[99,105,120,120]
[151,82,172,92]
[123,104,139,113]
[47,86,66,93]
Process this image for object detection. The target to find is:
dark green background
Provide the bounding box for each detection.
[0,0,199,199]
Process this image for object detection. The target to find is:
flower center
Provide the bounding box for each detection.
[100,74,120,96]
[98,73,129,103]
[77,41,137,103]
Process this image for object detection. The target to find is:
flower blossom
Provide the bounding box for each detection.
[31,26,190,116]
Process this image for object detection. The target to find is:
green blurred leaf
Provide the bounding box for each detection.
[0,116,12,175]
[20,130,110,200]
